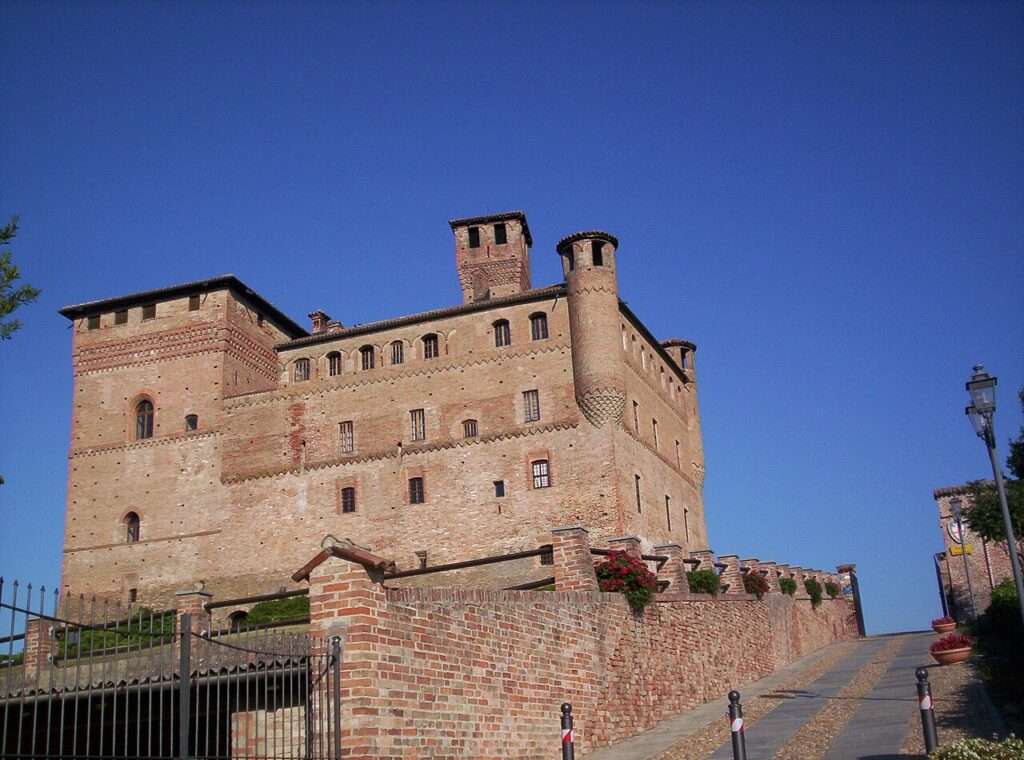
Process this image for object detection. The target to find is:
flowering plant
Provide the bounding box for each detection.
[742,572,770,600]
[931,633,973,653]
[931,616,955,626]
[595,550,659,614]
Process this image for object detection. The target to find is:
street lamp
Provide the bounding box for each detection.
[948,496,976,620]
[964,365,1024,628]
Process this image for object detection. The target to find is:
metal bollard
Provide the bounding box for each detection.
[916,667,939,753]
[728,690,748,760]
[560,703,575,760]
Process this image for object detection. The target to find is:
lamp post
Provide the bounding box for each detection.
[964,365,1024,628]
[948,496,976,620]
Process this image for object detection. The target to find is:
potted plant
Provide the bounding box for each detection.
[930,633,973,665]
[686,568,722,596]
[804,578,823,609]
[931,616,956,634]
[742,572,770,600]
[824,581,840,599]
[595,550,659,614]
[778,577,797,596]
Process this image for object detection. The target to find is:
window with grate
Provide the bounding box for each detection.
[422,334,439,359]
[294,359,310,382]
[494,480,505,498]
[327,352,342,376]
[339,421,354,453]
[341,487,356,514]
[494,223,507,244]
[87,314,100,330]
[468,226,480,248]
[494,320,511,347]
[523,390,540,422]
[189,294,201,311]
[115,309,128,325]
[360,346,375,370]
[136,400,154,440]
[142,303,156,320]
[531,460,550,489]
[530,313,548,341]
[463,419,478,438]
[391,341,404,365]
[410,409,426,441]
[408,477,425,504]
[185,414,198,432]
[540,548,554,565]
[125,512,141,544]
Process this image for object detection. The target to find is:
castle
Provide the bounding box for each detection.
[58,211,707,604]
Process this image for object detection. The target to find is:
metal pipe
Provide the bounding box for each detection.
[384,546,552,579]
[986,435,1024,628]
[916,667,938,753]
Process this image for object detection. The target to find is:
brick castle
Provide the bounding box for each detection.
[59,211,707,603]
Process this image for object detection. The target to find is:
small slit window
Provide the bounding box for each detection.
[494,223,507,244]
[494,480,505,498]
[463,419,478,438]
[142,304,156,320]
[409,477,425,504]
[494,320,511,347]
[591,240,604,266]
[531,460,550,489]
[294,358,311,382]
[341,487,356,514]
[124,512,140,544]
[115,309,128,325]
[87,314,100,330]
[360,346,375,370]
[391,341,404,365]
[189,294,201,311]
[634,474,642,513]
[327,352,342,377]
[468,227,481,248]
[185,414,198,432]
[422,334,439,359]
[135,400,154,440]
[530,313,548,341]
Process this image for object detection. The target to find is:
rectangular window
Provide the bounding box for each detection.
[494,480,505,498]
[523,390,540,422]
[468,226,481,248]
[391,342,404,365]
[257,314,264,326]
[684,508,690,542]
[632,400,640,431]
[115,309,128,325]
[189,294,201,311]
[494,321,511,347]
[665,495,672,532]
[463,419,478,438]
[341,486,356,513]
[339,421,354,453]
[532,460,550,489]
[328,353,342,376]
[494,223,507,244]
[416,550,428,568]
[87,314,100,330]
[410,409,426,441]
[185,414,198,432]
[540,547,554,565]
[591,240,604,267]
[634,474,642,513]
[652,418,659,449]
[142,303,156,320]
[409,477,425,504]
[128,588,138,603]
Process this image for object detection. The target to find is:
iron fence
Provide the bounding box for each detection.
[0,579,341,759]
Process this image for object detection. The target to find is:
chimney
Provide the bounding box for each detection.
[308,310,331,334]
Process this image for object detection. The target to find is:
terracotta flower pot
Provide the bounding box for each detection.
[932,622,956,634]
[931,646,972,665]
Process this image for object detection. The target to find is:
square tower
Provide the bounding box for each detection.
[450,211,533,303]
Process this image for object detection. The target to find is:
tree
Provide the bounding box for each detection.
[964,386,1024,562]
[0,216,41,340]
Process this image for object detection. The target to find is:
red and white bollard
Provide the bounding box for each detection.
[728,690,748,760]
[560,703,575,760]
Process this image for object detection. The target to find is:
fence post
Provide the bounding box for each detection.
[728,690,748,760]
[331,636,342,760]
[560,703,575,760]
[916,667,938,753]
[178,612,191,760]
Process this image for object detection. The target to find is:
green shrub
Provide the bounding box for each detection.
[60,608,175,657]
[687,569,721,596]
[778,577,797,596]
[246,595,310,625]
[988,578,1022,634]
[825,581,840,599]
[931,735,1024,759]
[742,572,770,600]
[804,578,823,608]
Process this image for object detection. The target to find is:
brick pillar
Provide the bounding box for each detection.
[551,526,599,591]
[759,561,777,592]
[653,543,690,595]
[791,567,805,595]
[608,535,642,558]
[23,617,52,680]
[690,549,715,571]
[175,587,212,637]
[718,554,743,595]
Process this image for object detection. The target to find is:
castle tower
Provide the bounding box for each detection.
[557,230,626,427]
[450,211,533,303]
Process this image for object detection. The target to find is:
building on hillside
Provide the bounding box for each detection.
[932,482,1014,620]
[58,211,707,606]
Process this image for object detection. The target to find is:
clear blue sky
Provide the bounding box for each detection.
[1,1,1021,634]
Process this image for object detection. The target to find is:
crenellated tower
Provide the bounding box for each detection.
[558,230,626,427]
[450,211,533,304]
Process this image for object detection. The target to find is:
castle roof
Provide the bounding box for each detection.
[58,274,308,338]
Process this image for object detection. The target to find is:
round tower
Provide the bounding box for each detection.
[557,230,626,427]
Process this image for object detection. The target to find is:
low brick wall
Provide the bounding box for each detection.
[317,576,855,758]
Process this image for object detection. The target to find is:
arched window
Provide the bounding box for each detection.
[228,611,248,632]
[463,419,478,438]
[493,320,511,347]
[422,334,439,359]
[185,414,198,432]
[294,358,311,382]
[360,346,375,370]
[530,313,548,341]
[327,352,342,377]
[135,400,154,440]
[391,341,404,365]
[124,512,140,544]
